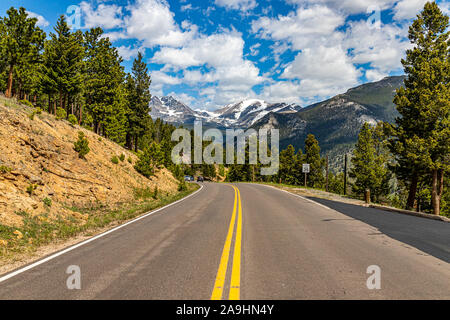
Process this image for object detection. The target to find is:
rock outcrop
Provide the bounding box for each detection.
[0,99,178,227]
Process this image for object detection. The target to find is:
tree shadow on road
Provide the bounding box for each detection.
[308,197,450,263]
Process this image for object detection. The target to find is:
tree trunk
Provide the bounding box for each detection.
[79,103,83,125]
[126,133,132,150]
[6,65,14,98]
[18,81,22,100]
[134,136,138,152]
[94,121,99,135]
[59,90,63,109]
[406,172,418,210]
[431,169,443,216]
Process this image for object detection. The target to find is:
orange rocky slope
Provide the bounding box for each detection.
[0,98,178,227]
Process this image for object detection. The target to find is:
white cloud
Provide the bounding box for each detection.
[281,45,361,98]
[26,11,50,28]
[365,69,388,82]
[124,0,194,47]
[249,43,261,56]
[69,0,433,109]
[153,31,264,91]
[343,20,410,72]
[215,0,257,12]
[441,1,450,15]
[252,6,345,50]
[151,71,182,91]
[393,0,428,21]
[79,1,123,29]
[287,0,396,15]
[202,88,259,108]
[181,4,193,11]
[260,81,303,104]
[251,2,412,103]
[116,46,143,61]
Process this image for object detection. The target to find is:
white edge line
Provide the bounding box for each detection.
[0,183,204,283]
[245,183,337,212]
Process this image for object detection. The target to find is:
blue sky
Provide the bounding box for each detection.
[1,0,449,110]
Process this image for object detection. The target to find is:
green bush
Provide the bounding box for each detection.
[29,107,42,120]
[218,164,225,177]
[56,107,67,120]
[82,113,94,128]
[0,165,12,174]
[19,99,33,108]
[119,154,125,162]
[152,186,158,199]
[26,184,37,196]
[134,142,164,178]
[68,114,78,126]
[43,197,52,207]
[178,180,187,191]
[111,156,119,164]
[73,131,90,159]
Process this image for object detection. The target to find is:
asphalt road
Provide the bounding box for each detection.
[0,183,449,300]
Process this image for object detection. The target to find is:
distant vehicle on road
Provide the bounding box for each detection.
[184,175,194,181]
[197,176,204,182]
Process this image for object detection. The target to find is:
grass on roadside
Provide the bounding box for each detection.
[0,183,199,261]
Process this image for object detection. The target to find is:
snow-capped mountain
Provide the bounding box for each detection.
[251,76,406,170]
[149,96,301,128]
[149,96,198,124]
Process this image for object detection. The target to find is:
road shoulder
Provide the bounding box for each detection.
[0,183,202,278]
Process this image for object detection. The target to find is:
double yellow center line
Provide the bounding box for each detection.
[211,185,242,300]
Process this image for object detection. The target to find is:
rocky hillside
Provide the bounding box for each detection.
[0,97,179,228]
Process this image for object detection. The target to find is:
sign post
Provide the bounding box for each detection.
[302,164,310,188]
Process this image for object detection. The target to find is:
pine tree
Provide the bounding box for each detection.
[329,172,345,195]
[350,123,391,201]
[126,52,152,151]
[389,2,449,215]
[134,142,164,178]
[104,84,128,145]
[0,7,45,98]
[41,15,83,115]
[304,134,325,188]
[350,123,377,197]
[73,131,90,159]
[83,27,125,135]
[279,145,296,185]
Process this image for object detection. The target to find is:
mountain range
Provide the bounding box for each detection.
[150,96,301,129]
[150,76,406,170]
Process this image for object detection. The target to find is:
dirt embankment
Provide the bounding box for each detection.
[0,98,179,228]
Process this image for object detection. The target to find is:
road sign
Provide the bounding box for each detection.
[302,164,310,174]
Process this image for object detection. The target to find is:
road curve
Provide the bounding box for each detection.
[0,182,449,299]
